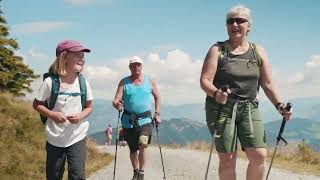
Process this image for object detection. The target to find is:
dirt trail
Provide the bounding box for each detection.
[88,145,319,180]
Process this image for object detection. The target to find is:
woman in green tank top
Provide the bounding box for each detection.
[200,5,292,180]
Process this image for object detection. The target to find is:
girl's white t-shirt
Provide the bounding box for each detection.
[36,76,94,147]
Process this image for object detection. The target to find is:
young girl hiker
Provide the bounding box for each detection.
[33,40,94,180]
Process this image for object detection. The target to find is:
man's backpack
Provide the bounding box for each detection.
[40,73,87,125]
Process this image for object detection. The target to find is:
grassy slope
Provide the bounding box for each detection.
[0,93,112,179]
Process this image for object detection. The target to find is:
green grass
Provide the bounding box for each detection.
[0,93,113,179]
[266,144,320,176]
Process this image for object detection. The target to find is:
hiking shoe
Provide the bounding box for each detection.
[131,170,139,180]
[137,172,144,180]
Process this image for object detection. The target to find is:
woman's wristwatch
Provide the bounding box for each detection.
[275,102,285,110]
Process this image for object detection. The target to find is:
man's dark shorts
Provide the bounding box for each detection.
[123,123,153,153]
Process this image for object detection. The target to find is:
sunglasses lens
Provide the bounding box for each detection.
[227,18,247,24]
[226,19,233,24]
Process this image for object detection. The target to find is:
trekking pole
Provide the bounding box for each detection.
[265,102,292,180]
[204,130,217,180]
[113,109,122,180]
[153,118,166,179]
[205,85,229,180]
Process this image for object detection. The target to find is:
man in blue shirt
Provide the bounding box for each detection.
[113,56,161,180]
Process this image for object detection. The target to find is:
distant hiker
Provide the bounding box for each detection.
[112,56,161,180]
[200,5,292,180]
[33,40,93,180]
[105,124,113,146]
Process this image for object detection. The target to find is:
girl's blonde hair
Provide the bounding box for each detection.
[49,51,84,76]
[49,51,68,76]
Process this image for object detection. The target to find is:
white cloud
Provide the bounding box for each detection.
[13,21,71,34]
[84,52,320,104]
[83,49,205,104]
[290,55,320,85]
[274,55,320,100]
[28,48,49,61]
[26,47,320,105]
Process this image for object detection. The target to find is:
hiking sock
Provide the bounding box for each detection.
[138,170,144,180]
[131,169,139,180]
[133,169,139,176]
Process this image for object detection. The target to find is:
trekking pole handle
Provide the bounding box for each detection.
[277,102,292,142]
[152,117,159,128]
[220,85,229,92]
[118,100,124,112]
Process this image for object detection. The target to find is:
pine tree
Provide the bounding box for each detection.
[0,2,39,96]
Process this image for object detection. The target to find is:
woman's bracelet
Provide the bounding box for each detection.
[213,90,218,100]
[275,102,284,110]
[154,112,160,117]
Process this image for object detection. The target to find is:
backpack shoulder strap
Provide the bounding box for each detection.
[43,72,50,81]
[78,74,87,109]
[216,41,228,58]
[249,42,263,92]
[48,74,60,110]
[249,42,263,68]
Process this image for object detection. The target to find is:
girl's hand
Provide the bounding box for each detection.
[50,112,68,123]
[66,113,83,124]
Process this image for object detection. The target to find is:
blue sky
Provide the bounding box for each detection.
[3,0,320,104]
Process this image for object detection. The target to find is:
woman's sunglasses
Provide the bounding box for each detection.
[226,18,248,25]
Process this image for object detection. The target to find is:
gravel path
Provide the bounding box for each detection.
[88,145,320,180]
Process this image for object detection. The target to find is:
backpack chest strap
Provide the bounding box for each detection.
[59,92,82,96]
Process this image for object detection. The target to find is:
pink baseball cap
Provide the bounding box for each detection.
[56,40,91,57]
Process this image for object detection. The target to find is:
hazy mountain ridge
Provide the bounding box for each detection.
[89,117,320,151]
[88,97,320,134]
[265,118,320,150]
[89,118,211,145]
[88,97,320,150]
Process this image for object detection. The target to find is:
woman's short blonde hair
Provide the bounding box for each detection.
[226,5,252,25]
[48,51,70,76]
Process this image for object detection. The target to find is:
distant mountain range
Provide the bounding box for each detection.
[87,97,320,151]
[265,118,320,150]
[88,117,320,151]
[87,97,320,134]
[89,118,211,146]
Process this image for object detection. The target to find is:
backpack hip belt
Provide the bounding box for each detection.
[123,109,152,128]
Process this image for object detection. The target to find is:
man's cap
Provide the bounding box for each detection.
[129,56,143,65]
[56,40,91,57]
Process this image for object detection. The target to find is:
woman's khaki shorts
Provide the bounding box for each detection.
[205,97,267,153]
